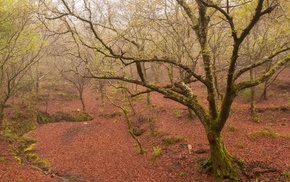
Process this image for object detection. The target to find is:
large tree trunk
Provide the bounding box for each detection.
[205,132,235,181]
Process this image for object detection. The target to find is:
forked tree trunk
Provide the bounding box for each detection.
[206,131,235,181]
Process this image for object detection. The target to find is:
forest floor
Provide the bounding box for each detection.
[1,71,290,182]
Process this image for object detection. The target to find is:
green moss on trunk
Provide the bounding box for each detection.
[204,132,237,181]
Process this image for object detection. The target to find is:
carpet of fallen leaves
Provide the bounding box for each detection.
[1,71,290,182]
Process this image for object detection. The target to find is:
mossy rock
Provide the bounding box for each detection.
[37,111,55,124]
[68,111,94,122]
[38,111,94,123]
[163,137,184,146]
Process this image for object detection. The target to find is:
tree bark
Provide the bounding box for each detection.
[0,103,4,130]
[260,81,268,100]
[206,131,235,181]
[250,68,256,117]
[188,107,195,119]
[80,92,86,112]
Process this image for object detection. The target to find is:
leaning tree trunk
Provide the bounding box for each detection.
[205,131,235,181]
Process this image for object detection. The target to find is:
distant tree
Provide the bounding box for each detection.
[58,58,88,112]
[39,0,290,180]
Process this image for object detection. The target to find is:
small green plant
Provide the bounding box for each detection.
[158,105,165,111]
[34,158,50,171]
[151,145,161,161]
[147,129,164,138]
[179,172,185,177]
[237,158,244,166]
[253,116,262,123]
[3,128,13,137]
[173,110,181,117]
[163,137,185,146]
[14,156,22,164]
[282,171,290,178]
[228,124,239,132]
[249,128,279,140]
[283,91,289,97]
[0,156,6,162]
[24,143,35,153]
[99,111,122,119]
[17,178,24,182]
[234,140,245,148]
[26,153,39,162]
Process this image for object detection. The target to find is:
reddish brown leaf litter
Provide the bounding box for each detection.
[1,75,290,181]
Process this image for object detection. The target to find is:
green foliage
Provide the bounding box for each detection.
[23,143,35,153]
[147,129,164,138]
[17,178,24,182]
[200,159,213,173]
[157,105,166,112]
[34,158,50,171]
[237,159,244,166]
[179,172,185,177]
[239,88,252,102]
[163,137,185,146]
[0,156,6,162]
[252,116,262,123]
[19,92,42,110]
[10,135,50,171]
[14,156,22,164]
[26,153,38,162]
[11,136,37,164]
[68,111,94,122]
[39,111,94,123]
[3,110,36,141]
[2,128,15,141]
[248,128,279,140]
[234,140,245,148]
[228,124,239,132]
[99,111,122,118]
[173,110,182,117]
[151,145,161,161]
[282,171,290,178]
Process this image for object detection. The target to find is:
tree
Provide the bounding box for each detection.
[0,0,47,130]
[58,57,88,112]
[38,0,290,180]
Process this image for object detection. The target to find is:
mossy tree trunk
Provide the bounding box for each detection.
[206,130,235,181]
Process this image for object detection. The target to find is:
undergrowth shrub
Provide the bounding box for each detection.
[248,128,279,140]
[163,137,185,146]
